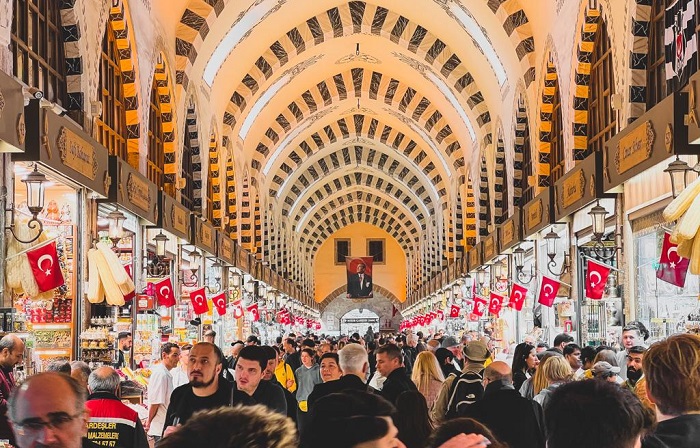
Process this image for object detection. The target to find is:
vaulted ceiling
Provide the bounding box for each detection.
[154,0,538,295]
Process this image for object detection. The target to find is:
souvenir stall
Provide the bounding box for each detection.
[6,99,111,372]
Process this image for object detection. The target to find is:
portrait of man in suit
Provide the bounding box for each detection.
[347,260,373,298]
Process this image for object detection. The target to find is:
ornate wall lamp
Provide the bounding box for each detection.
[146,231,170,277]
[4,165,48,244]
[179,246,202,287]
[587,201,621,261]
[543,229,570,276]
[513,245,535,284]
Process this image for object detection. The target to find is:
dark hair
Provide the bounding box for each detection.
[427,418,507,448]
[563,344,581,357]
[624,321,649,341]
[306,391,396,448]
[204,330,216,338]
[367,340,377,351]
[580,346,597,365]
[302,338,316,348]
[536,342,549,349]
[395,391,433,448]
[595,345,614,353]
[512,342,535,374]
[545,380,650,448]
[284,338,297,348]
[261,346,277,363]
[376,343,403,361]
[117,332,131,341]
[300,348,315,359]
[246,335,260,345]
[553,333,574,347]
[627,345,646,355]
[46,361,71,374]
[271,345,281,355]
[161,342,180,358]
[351,333,361,340]
[181,344,193,351]
[320,352,339,364]
[238,346,268,372]
[276,336,283,344]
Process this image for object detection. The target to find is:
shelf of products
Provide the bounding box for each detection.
[80,327,115,364]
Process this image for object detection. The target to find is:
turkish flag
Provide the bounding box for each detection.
[586,259,611,300]
[657,232,690,287]
[26,241,65,292]
[154,278,176,307]
[282,309,292,325]
[449,304,461,318]
[489,292,504,316]
[189,287,209,315]
[472,296,488,317]
[232,300,244,319]
[247,303,260,322]
[123,264,135,302]
[509,283,528,311]
[538,276,561,307]
[437,309,445,321]
[314,321,321,331]
[468,313,480,322]
[295,316,304,326]
[211,292,227,316]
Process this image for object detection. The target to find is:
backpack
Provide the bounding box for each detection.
[445,368,484,419]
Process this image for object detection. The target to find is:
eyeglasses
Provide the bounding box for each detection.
[13,411,85,436]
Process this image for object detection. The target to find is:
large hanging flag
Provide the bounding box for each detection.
[26,241,65,292]
[665,0,697,92]
[657,231,691,287]
[346,256,374,298]
[586,259,612,300]
[232,300,244,319]
[488,292,504,316]
[538,276,561,307]
[211,292,227,316]
[154,278,176,307]
[189,287,209,315]
[472,296,488,317]
[247,302,260,322]
[509,283,528,311]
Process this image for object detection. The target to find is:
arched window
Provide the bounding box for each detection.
[587,18,616,156]
[550,80,565,183]
[180,118,195,210]
[95,23,128,160]
[11,0,67,106]
[147,80,165,188]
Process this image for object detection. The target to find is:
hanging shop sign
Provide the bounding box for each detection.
[17,101,110,197]
[607,92,698,192]
[192,216,217,255]
[238,247,251,274]
[102,157,159,225]
[683,73,700,148]
[218,233,236,266]
[554,152,604,222]
[159,192,191,241]
[467,244,482,272]
[498,209,521,254]
[523,187,554,238]
[0,70,27,153]
[482,231,498,265]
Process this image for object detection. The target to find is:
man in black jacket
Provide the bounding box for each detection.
[283,338,301,372]
[307,343,370,410]
[234,345,287,415]
[462,361,545,448]
[261,346,297,422]
[375,343,417,405]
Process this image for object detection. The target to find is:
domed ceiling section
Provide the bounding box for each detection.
[161,0,536,297]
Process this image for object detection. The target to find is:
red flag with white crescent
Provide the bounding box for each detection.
[154,278,176,308]
[232,300,244,319]
[26,241,65,292]
[123,264,135,302]
[472,296,487,317]
[449,304,461,318]
[656,232,690,287]
[489,292,504,316]
[212,292,227,316]
[437,309,445,321]
[538,276,561,307]
[247,302,260,322]
[189,287,209,315]
[586,259,611,300]
[509,283,527,311]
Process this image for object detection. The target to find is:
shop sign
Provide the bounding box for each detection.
[615,121,654,174]
[498,210,521,253]
[159,193,191,241]
[468,245,481,272]
[523,188,553,238]
[0,70,27,153]
[103,157,158,225]
[482,232,497,264]
[193,216,216,255]
[218,234,235,265]
[17,102,110,197]
[554,152,602,221]
[238,247,250,273]
[684,73,700,148]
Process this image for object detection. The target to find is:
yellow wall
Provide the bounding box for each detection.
[314,222,407,303]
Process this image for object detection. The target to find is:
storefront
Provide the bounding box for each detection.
[217,233,244,342]
[190,216,219,343]
[497,210,523,345]
[608,89,700,342]
[7,99,111,372]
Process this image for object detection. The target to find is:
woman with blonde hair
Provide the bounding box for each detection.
[533,356,573,411]
[411,350,445,410]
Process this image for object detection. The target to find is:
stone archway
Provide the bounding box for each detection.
[321,289,403,334]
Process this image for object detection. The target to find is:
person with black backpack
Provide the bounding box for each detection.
[431,339,490,422]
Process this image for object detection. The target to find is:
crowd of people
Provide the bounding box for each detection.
[0,323,698,448]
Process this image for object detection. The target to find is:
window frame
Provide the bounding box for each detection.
[334,239,351,265]
[180,127,195,211]
[586,18,617,156]
[550,80,565,184]
[147,81,165,188]
[520,113,534,206]
[367,238,386,265]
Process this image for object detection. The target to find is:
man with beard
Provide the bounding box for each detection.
[161,342,253,437]
[623,346,651,408]
[113,332,132,369]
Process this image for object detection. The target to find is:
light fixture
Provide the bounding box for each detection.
[207,259,223,293]
[245,277,257,295]
[588,201,608,242]
[4,165,48,244]
[543,229,570,276]
[477,267,488,287]
[230,270,242,287]
[464,273,473,291]
[179,247,201,287]
[585,201,622,261]
[154,231,169,258]
[106,209,126,248]
[664,156,691,198]
[513,245,535,284]
[451,282,461,298]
